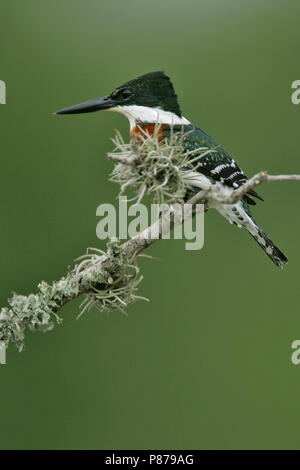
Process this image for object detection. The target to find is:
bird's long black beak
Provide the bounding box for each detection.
[54,95,117,115]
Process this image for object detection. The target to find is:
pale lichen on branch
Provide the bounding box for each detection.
[108,126,213,204]
[0,240,146,351]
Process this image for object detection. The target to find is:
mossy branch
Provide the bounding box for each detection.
[1,127,300,351]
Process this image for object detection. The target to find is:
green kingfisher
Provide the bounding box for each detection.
[55,71,287,268]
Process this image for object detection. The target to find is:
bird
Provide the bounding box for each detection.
[55,71,287,268]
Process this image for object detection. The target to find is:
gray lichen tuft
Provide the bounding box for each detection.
[0,240,146,351]
[0,293,59,352]
[76,240,147,318]
[108,126,209,204]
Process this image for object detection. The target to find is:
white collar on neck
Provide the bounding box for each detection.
[109,105,191,129]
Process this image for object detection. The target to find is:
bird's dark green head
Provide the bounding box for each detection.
[109,71,182,117]
[55,71,182,118]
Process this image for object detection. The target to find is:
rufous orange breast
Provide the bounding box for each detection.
[130,123,167,142]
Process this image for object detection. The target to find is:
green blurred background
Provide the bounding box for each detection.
[0,0,299,450]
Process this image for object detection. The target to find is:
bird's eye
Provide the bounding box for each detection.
[120,89,131,99]
[111,88,131,100]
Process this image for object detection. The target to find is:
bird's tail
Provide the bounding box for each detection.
[215,199,288,268]
[240,200,288,268]
[247,223,288,268]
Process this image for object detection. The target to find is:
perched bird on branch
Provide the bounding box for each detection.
[56,71,287,267]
